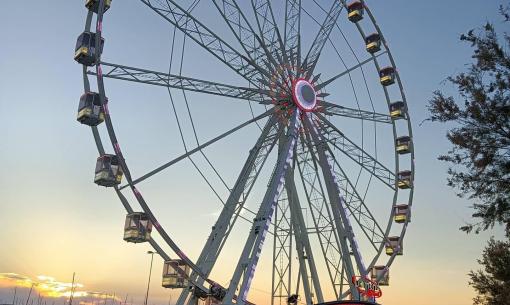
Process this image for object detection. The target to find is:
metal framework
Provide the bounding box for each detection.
[77,1,415,304]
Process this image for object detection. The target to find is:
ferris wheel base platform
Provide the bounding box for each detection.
[316,301,380,305]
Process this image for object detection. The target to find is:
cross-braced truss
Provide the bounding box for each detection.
[78,1,415,304]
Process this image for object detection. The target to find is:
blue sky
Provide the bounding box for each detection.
[1,1,508,305]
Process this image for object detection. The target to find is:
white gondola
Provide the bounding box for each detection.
[124,213,152,243]
[371,266,389,286]
[162,260,190,289]
[94,154,123,187]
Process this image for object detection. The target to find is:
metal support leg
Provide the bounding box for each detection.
[303,114,362,299]
[285,169,324,304]
[223,110,301,305]
[178,115,280,305]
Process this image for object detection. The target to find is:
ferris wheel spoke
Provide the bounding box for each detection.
[140,0,268,88]
[315,51,387,91]
[223,110,301,305]
[304,114,368,292]
[297,132,356,299]
[300,1,343,80]
[284,0,301,69]
[321,143,386,251]
[320,101,392,124]
[211,0,284,92]
[315,114,396,189]
[118,109,273,191]
[251,0,293,83]
[90,62,266,102]
[313,127,388,249]
[177,114,282,305]
[212,0,271,75]
[251,0,282,56]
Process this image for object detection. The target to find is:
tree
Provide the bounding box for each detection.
[427,5,510,236]
[469,237,510,305]
[428,4,510,304]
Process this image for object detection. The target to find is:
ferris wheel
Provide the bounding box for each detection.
[75,0,415,304]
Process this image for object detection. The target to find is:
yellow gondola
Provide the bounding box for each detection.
[347,1,364,22]
[389,101,406,119]
[85,0,112,13]
[365,33,381,54]
[394,204,410,223]
[397,170,412,189]
[385,236,403,255]
[396,136,412,154]
[379,67,396,86]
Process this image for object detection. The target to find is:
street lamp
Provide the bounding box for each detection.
[144,251,155,305]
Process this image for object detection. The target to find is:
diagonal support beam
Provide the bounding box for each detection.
[120,109,273,190]
[322,141,387,252]
[303,114,363,299]
[176,114,282,305]
[304,117,388,257]
[296,135,350,299]
[306,117,367,277]
[223,110,301,305]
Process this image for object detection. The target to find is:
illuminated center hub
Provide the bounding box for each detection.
[292,79,317,112]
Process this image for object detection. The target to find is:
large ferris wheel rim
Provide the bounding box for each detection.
[353,0,416,272]
[80,0,415,302]
[87,1,229,293]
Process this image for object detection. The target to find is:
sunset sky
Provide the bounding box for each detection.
[1,1,508,305]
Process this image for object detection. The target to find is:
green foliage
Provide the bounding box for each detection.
[428,4,510,304]
[427,5,510,236]
[469,237,510,305]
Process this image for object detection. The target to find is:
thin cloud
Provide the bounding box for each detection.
[0,273,118,300]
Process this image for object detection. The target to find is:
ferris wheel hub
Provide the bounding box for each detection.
[291,78,317,112]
